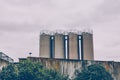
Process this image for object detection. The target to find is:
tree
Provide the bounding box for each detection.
[74,64,113,80]
[0,64,18,80]
[0,59,68,80]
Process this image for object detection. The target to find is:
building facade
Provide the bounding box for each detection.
[0,52,14,70]
[39,30,94,60]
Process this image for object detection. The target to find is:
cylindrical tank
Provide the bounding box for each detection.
[68,33,78,59]
[40,34,50,58]
[54,33,65,59]
[82,32,94,60]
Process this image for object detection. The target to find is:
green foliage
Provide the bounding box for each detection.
[0,64,18,80]
[0,59,68,80]
[74,64,113,80]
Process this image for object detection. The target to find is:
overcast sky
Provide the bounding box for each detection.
[0,0,120,62]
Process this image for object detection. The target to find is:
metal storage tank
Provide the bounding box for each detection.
[82,32,94,60]
[68,33,78,59]
[54,33,65,59]
[39,33,50,58]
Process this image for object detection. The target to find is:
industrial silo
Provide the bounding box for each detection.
[68,33,79,59]
[82,32,94,60]
[54,33,65,59]
[39,33,51,58]
[39,30,94,60]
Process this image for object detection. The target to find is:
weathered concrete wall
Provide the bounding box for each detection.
[82,32,94,60]
[29,57,120,80]
[54,34,64,59]
[0,58,8,70]
[69,33,78,59]
[40,34,50,58]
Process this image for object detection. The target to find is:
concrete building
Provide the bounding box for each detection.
[39,30,94,60]
[68,33,79,59]
[39,33,51,58]
[82,32,94,60]
[54,33,65,59]
[0,52,14,70]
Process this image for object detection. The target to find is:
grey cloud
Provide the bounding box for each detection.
[99,0,120,15]
[91,0,120,24]
[0,0,99,32]
[0,0,103,25]
[0,22,42,32]
[0,31,39,61]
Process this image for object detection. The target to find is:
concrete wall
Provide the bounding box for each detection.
[82,32,94,60]
[40,34,50,58]
[69,33,78,59]
[54,34,64,59]
[0,58,8,70]
[29,57,120,80]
